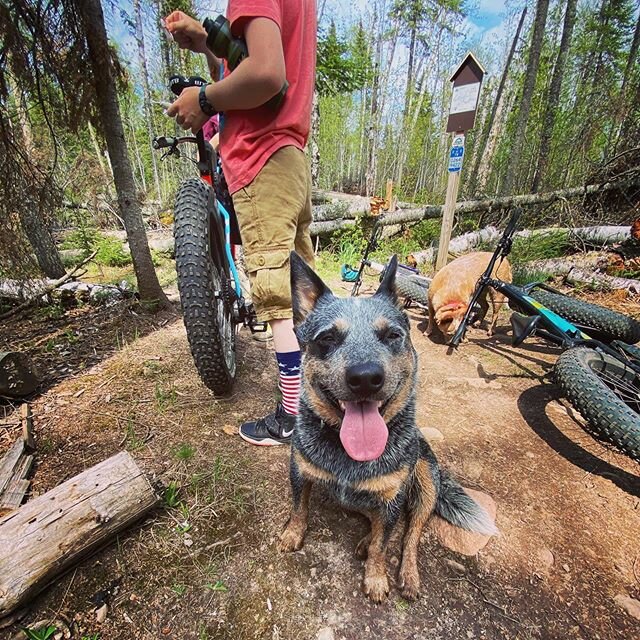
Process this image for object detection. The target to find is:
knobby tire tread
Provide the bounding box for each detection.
[174,178,235,395]
[554,347,640,461]
[533,289,640,344]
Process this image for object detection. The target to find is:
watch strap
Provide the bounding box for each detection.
[198,84,218,117]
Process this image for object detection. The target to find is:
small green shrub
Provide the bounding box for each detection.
[174,443,196,462]
[511,230,571,264]
[61,227,100,254]
[511,266,553,287]
[164,481,181,508]
[22,626,57,640]
[410,219,441,247]
[94,236,131,267]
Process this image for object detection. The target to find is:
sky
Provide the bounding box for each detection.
[107,0,513,82]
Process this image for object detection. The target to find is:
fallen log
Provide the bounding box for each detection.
[0,439,34,515]
[564,269,640,293]
[310,218,357,236]
[407,226,632,266]
[514,253,604,278]
[0,250,97,321]
[0,451,159,618]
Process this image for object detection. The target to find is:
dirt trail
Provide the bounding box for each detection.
[2,286,640,639]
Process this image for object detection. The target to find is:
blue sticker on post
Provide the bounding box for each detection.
[448,134,465,173]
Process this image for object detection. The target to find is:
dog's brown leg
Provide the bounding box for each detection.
[278,480,312,552]
[426,302,436,336]
[279,457,313,552]
[399,460,437,600]
[362,511,390,602]
[487,291,506,336]
[355,531,371,559]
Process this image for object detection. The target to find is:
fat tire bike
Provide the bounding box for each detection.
[154,75,266,395]
[443,208,640,461]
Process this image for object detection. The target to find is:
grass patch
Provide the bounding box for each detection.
[174,442,196,462]
[22,626,57,640]
[164,481,182,508]
[155,384,177,411]
[512,266,553,287]
[510,230,571,264]
[123,419,145,451]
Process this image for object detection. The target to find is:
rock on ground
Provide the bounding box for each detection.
[429,488,497,556]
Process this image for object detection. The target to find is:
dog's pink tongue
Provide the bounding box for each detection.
[340,401,388,462]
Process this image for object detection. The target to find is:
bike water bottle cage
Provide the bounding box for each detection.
[169,75,208,97]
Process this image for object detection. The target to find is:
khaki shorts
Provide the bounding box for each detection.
[232,146,315,323]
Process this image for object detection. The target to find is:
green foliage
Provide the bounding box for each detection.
[22,627,57,640]
[410,219,441,247]
[510,230,572,264]
[329,223,367,265]
[205,580,228,593]
[511,267,553,287]
[164,481,182,508]
[61,227,100,255]
[317,22,371,96]
[174,443,196,462]
[95,236,132,267]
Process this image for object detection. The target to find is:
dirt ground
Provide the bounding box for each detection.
[1,279,640,640]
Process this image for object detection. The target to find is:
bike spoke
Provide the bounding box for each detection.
[594,367,640,409]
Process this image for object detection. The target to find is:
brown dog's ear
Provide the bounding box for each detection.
[290,251,333,325]
[375,255,398,303]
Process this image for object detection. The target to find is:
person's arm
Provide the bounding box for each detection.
[166,17,286,132]
[165,10,222,81]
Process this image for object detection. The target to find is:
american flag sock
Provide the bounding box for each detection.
[276,350,301,416]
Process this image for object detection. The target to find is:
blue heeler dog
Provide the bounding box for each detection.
[278,252,497,602]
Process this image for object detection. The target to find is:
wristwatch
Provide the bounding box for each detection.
[199,84,218,117]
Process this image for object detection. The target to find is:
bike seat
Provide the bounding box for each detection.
[169,75,208,96]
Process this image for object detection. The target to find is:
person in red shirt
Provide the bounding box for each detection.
[165,1,317,446]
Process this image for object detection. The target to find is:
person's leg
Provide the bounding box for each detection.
[231,147,310,445]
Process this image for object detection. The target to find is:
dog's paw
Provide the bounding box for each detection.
[277,524,305,553]
[355,533,371,560]
[398,568,421,601]
[363,573,389,603]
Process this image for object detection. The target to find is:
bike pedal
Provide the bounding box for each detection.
[248,321,268,333]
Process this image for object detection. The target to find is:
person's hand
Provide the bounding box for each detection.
[164,10,208,54]
[166,87,208,133]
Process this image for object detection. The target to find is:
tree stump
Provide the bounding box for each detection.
[0,352,40,398]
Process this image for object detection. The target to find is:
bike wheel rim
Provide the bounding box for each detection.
[589,352,640,413]
[211,263,236,375]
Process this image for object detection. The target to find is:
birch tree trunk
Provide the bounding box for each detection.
[501,0,550,196]
[134,0,162,200]
[77,0,170,307]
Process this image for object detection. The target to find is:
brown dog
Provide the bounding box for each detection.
[427,251,512,339]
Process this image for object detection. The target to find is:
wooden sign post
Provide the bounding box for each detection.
[435,52,485,272]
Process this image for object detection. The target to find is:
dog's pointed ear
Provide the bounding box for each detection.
[375,255,398,302]
[290,251,332,324]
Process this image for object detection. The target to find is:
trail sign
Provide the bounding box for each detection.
[448,134,465,173]
[446,52,485,134]
[437,53,485,272]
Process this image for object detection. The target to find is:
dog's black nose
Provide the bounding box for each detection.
[345,362,385,397]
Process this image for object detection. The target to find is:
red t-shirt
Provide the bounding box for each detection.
[220,0,317,194]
